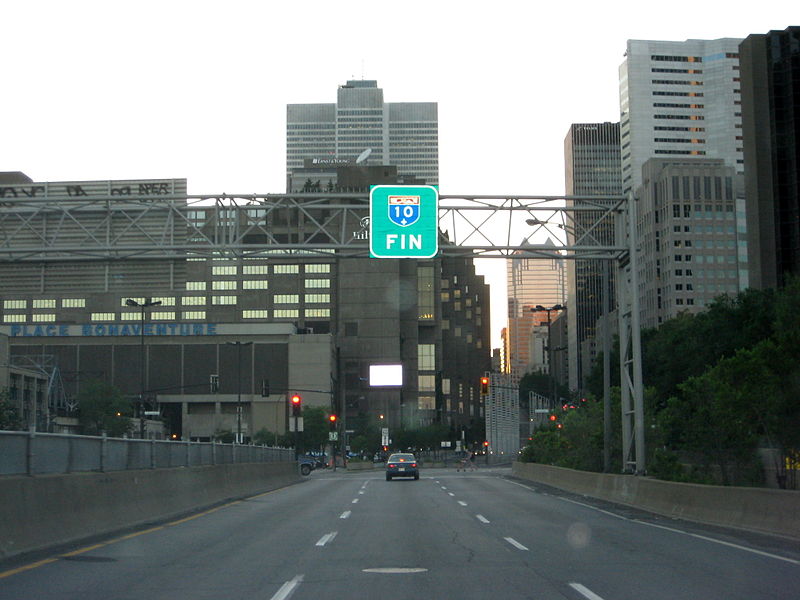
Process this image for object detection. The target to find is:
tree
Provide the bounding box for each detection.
[76,380,133,437]
[252,427,291,447]
[0,388,22,431]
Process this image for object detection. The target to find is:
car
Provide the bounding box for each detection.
[385,453,419,481]
[298,456,317,476]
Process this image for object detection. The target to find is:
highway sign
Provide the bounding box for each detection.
[369,185,438,258]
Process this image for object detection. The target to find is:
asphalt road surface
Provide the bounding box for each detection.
[1,466,798,599]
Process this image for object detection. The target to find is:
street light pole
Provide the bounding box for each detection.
[125,297,162,438]
[226,341,252,444]
[532,304,564,410]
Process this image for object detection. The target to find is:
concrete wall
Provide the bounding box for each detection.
[512,462,800,540]
[0,462,300,560]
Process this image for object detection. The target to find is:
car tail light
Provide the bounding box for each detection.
[411,463,417,467]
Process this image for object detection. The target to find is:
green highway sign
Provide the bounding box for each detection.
[369,185,438,258]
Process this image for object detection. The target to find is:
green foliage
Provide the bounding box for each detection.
[214,429,235,443]
[0,388,23,431]
[252,427,291,447]
[76,380,133,437]
[298,405,329,452]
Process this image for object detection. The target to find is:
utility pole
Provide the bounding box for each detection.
[125,297,161,438]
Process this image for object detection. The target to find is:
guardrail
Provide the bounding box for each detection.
[0,430,293,476]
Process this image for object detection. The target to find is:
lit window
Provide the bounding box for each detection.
[243,280,269,289]
[32,299,56,308]
[304,294,330,304]
[3,300,27,309]
[151,297,176,306]
[305,308,331,318]
[32,314,56,322]
[120,312,139,321]
[3,315,26,323]
[243,265,269,274]
[151,312,175,320]
[305,279,330,288]
[305,264,331,273]
[91,313,115,321]
[182,297,206,306]
[273,265,300,274]
[186,282,206,291]
[274,294,299,304]
[418,344,435,370]
[182,311,206,320]
[122,297,144,306]
[243,310,269,319]
[274,309,299,318]
[418,396,435,410]
[212,266,237,275]
[419,374,435,391]
[212,281,237,290]
[212,296,237,305]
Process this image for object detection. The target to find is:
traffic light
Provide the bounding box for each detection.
[549,414,557,422]
[480,376,489,395]
[483,440,489,448]
[290,394,302,417]
[328,414,337,430]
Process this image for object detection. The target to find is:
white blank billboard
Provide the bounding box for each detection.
[369,364,403,387]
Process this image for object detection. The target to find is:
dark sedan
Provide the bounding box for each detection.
[385,453,419,480]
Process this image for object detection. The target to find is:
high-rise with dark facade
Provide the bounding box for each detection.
[564,122,621,390]
[740,26,800,289]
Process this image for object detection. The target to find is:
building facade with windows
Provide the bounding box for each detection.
[740,27,800,289]
[286,79,438,190]
[564,122,621,390]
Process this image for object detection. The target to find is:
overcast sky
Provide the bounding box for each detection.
[3,1,797,344]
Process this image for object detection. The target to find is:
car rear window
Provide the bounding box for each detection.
[388,454,415,462]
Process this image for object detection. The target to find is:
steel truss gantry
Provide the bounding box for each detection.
[0,191,645,473]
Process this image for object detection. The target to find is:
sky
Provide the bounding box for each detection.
[3,0,797,345]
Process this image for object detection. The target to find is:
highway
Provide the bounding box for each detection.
[1,466,798,599]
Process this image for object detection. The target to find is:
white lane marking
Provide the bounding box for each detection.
[448,492,455,497]
[363,568,428,573]
[359,490,365,494]
[352,498,359,504]
[476,514,490,523]
[340,511,351,519]
[508,479,800,565]
[441,486,447,490]
[315,532,338,547]
[569,582,606,600]
[504,537,529,551]
[271,574,304,600]
[458,501,468,506]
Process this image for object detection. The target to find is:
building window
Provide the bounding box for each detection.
[419,375,436,392]
[305,264,331,273]
[151,297,176,306]
[212,296,237,305]
[305,279,330,288]
[274,309,299,318]
[212,266,237,275]
[120,312,139,321]
[151,312,175,320]
[91,313,115,321]
[182,296,206,306]
[243,265,268,274]
[182,311,206,320]
[305,309,331,318]
[32,314,56,322]
[243,310,269,319]
[274,294,299,304]
[418,344,435,370]
[186,282,206,291]
[418,396,435,410]
[304,294,330,304]
[212,281,237,290]
[274,265,300,274]
[243,280,269,289]
[418,265,435,320]
[32,299,56,309]
[3,315,26,323]
[3,300,27,309]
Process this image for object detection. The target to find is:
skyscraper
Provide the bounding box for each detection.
[740,27,800,289]
[564,122,621,390]
[505,240,565,377]
[619,38,745,197]
[286,80,438,190]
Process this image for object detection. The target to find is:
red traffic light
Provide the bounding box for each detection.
[549,414,557,422]
[329,414,337,423]
[290,394,302,417]
[291,394,301,405]
[483,440,489,447]
[480,376,489,395]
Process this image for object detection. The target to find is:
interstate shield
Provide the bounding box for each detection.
[388,195,420,227]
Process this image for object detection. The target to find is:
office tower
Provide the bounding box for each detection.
[636,158,743,328]
[505,241,566,377]
[286,80,438,190]
[619,38,745,197]
[740,27,800,289]
[564,122,621,390]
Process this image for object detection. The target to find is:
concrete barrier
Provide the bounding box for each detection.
[512,461,800,540]
[0,462,300,560]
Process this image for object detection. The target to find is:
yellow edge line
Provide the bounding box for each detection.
[0,488,279,580]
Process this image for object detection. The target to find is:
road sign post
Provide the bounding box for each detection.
[370,185,438,258]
